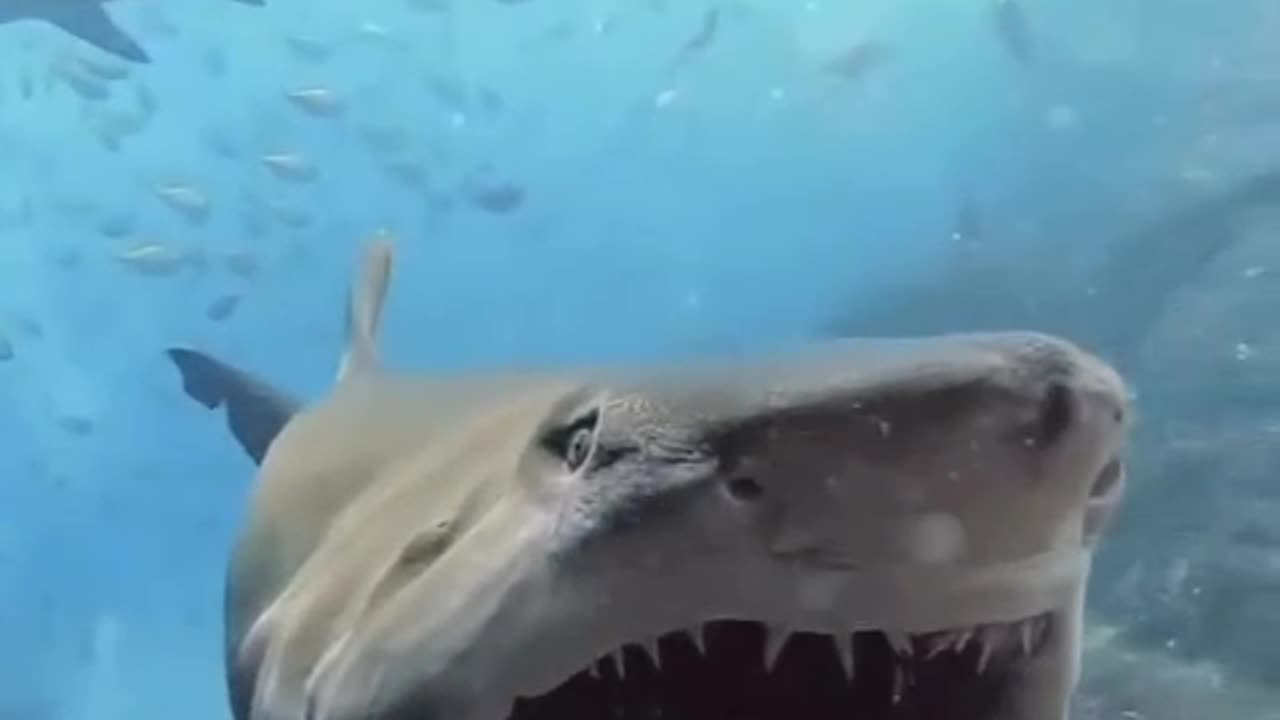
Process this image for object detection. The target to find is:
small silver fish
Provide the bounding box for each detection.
[206,293,243,322]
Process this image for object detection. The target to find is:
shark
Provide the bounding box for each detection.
[0,0,264,64]
[166,237,1131,720]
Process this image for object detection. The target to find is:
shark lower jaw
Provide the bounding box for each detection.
[486,550,1090,720]
[505,610,1063,720]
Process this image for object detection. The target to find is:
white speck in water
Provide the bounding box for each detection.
[655,88,680,108]
[768,87,786,102]
[804,1,820,12]
[684,291,702,309]
[92,613,123,664]
[906,513,966,564]
[1047,104,1078,131]
[1234,342,1254,361]
[1243,265,1268,279]
[449,112,467,128]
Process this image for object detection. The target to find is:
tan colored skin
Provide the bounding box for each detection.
[183,241,1129,720]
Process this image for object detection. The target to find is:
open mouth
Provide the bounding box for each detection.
[508,614,1054,720]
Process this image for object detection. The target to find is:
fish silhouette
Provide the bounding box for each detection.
[0,0,265,64]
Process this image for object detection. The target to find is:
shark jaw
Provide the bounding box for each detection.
[511,613,1058,720]
[322,452,1121,720]
[493,532,1107,720]
[487,383,1126,720]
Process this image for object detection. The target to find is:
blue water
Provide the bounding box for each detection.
[3,1,1280,718]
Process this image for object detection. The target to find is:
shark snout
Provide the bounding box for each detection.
[701,332,1130,575]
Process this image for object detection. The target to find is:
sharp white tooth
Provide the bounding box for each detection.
[687,625,708,655]
[925,633,951,659]
[1034,616,1049,643]
[976,630,996,674]
[891,664,906,705]
[885,631,913,656]
[611,649,627,678]
[1018,621,1034,656]
[589,662,601,679]
[951,627,974,652]
[834,634,856,679]
[639,638,661,669]
[763,625,791,672]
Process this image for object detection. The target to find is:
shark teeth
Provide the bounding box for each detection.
[602,648,626,679]
[762,624,790,672]
[638,638,662,669]
[833,634,856,679]
[584,615,1050,704]
[1019,620,1035,656]
[885,631,913,656]
[902,617,1049,673]
[891,664,909,705]
[687,625,708,655]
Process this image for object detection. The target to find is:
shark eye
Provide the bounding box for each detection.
[566,427,594,471]
[543,408,600,471]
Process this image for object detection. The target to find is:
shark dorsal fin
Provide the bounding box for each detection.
[336,233,395,383]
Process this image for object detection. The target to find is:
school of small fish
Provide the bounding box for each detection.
[0,0,1036,382]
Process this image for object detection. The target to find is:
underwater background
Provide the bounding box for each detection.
[3,0,1280,718]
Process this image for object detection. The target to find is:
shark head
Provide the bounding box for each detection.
[308,334,1127,720]
[167,242,1130,720]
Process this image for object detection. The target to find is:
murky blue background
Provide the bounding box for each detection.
[3,1,1280,717]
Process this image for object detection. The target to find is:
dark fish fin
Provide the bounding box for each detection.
[43,3,150,64]
[166,348,299,466]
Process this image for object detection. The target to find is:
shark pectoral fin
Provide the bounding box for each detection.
[166,348,299,466]
[336,233,396,383]
[43,4,150,64]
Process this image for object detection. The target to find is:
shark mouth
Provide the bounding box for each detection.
[507,614,1054,720]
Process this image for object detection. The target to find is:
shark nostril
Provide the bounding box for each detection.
[725,476,764,502]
